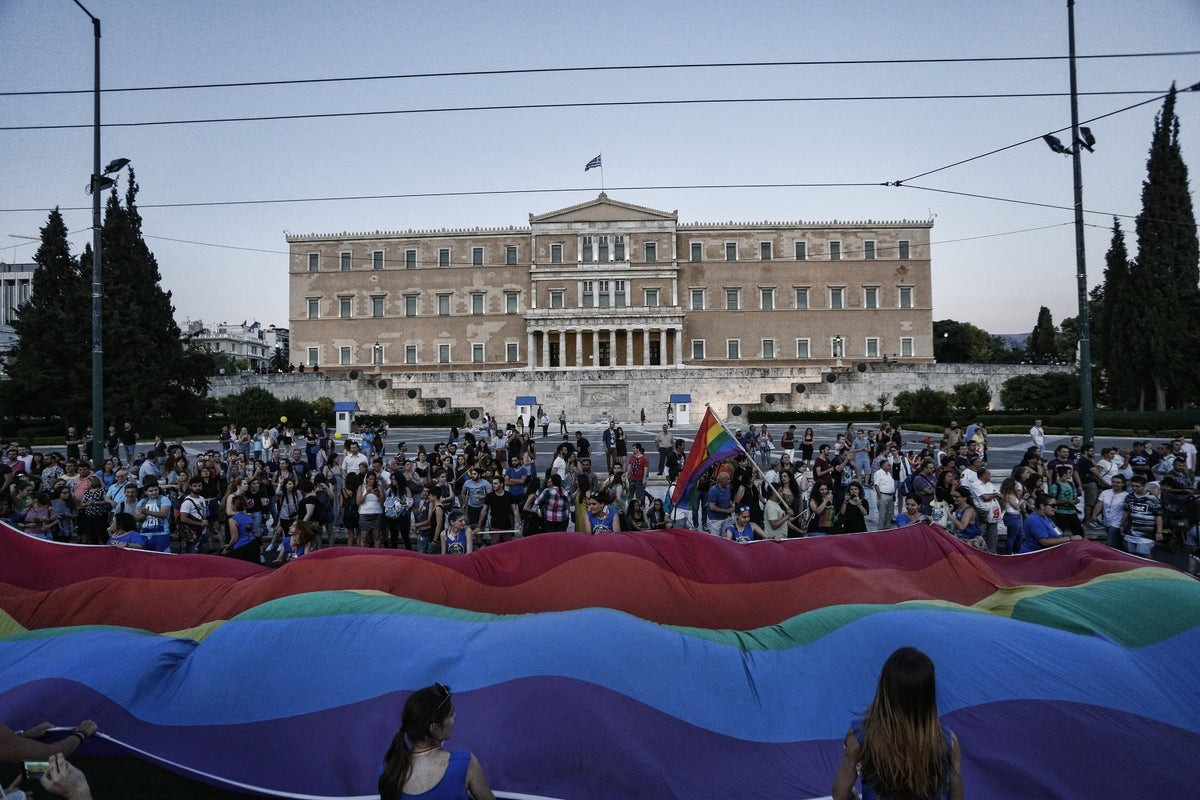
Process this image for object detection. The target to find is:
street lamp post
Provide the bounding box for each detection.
[74,1,128,466]
[1066,0,1095,447]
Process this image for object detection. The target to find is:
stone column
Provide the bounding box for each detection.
[642,329,651,367]
[572,329,581,367]
[673,326,683,365]
[540,331,550,369]
[626,327,634,366]
[527,331,536,370]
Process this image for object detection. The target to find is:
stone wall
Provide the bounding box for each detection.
[209,363,1063,423]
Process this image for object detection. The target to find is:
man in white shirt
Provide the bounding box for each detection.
[873,463,897,530]
[1030,419,1045,456]
[341,440,369,474]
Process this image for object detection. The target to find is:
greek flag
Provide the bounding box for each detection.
[584,154,602,171]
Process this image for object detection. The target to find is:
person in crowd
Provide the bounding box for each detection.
[482,477,520,545]
[582,490,621,534]
[722,504,765,544]
[969,468,1002,553]
[895,495,931,527]
[999,477,1026,554]
[1021,493,1084,552]
[441,510,472,554]
[946,488,986,550]
[1093,474,1129,551]
[832,646,963,800]
[808,483,837,536]
[1047,464,1084,538]
[839,481,869,533]
[872,459,897,530]
[223,496,260,562]
[19,491,58,540]
[378,682,495,800]
[534,473,571,533]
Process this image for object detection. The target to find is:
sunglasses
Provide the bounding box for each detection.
[434,682,452,714]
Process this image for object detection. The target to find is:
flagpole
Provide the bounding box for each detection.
[599,152,605,191]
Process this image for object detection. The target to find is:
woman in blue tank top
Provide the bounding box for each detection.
[832,647,963,800]
[379,682,496,800]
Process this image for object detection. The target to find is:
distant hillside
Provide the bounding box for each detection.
[994,333,1029,349]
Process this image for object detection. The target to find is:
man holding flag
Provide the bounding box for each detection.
[664,407,742,526]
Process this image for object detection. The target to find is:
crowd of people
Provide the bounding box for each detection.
[2,414,1198,573]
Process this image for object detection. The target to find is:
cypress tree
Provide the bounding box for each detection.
[1095,219,1140,408]
[1028,306,1057,362]
[5,208,90,423]
[1129,85,1199,409]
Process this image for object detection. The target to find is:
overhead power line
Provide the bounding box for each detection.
[0,90,1176,132]
[3,50,1196,97]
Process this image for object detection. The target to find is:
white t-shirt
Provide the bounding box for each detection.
[873,468,896,494]
[552,456,567,477]
[1030,426,1045,448]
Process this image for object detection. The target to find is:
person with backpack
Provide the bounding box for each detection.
[535,473,572,532]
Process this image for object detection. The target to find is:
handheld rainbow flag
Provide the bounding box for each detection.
[665,406,742,512]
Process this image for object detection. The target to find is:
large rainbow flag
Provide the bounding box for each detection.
[665,406,743,512]
[1,521,1198,799]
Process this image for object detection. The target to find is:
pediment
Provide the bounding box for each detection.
[531,192,677,224]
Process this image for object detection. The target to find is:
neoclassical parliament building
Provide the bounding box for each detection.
[287,194,934,377]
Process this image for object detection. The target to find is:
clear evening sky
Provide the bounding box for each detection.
[2,0,1197,336]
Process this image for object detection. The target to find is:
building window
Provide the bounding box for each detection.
[690,289,705,311]
[866,338,880,358]
[612,235,625,261]
[796,338,811,359]
[900,337,914,358]
[371,296,385,318]
[726,289,740,310]
[505,292,518,314]
[372,344,384,365]
[438,248,450,268]
[339,297,352,319]
[760,241,773,261]
[339,346,351,366]
[829,241,841,260]
[690,242,703,262]
[898,240,910,260]
[438,344,450,363]
[727,340,740,359]
[598,236,609,263]
[899,286,913,309]
[405,249,417,269]
[550,243,563,264]
[340,252,352,272]
[372,250,384,270]
[472,343,484,363]
[437,294,451,316]
[582,236,593,263]
[472,247,484,267]
[598,280,611,308]
[404,295,418,317]
[405,344,417,364]
[864,240,876,260]
[644,241,657,262]
[506,342,519,363]
[865,287,878,309]
[505,245,517,265]
[830,287,844,310]
[644,288,659,307]
[794,241,807,261]
[692,339,705,360]
[307,347,319,366]
[581,281,595,308]
[307,253,319,272]
[794,287,809,310]
[471,293,485,315]
[550,290,564,309]
[306,298,320,320]
[760,288,775,310]
[725,242,737,261]
[762,339,775,359]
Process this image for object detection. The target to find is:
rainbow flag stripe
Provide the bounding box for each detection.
[2,522,1198,799]
[666,407,743,511]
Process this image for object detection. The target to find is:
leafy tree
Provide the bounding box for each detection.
[311,396,335,424]
[84,171,210,423]
[1028,306,1058,362]
[222,387,280,426]
[999,372,1081,413]
[933,319,995,363]
[280,397,315,428]
[893,387,953,423]
[4,208,90,424]
[1127,85,1199,409]
[1092,219,1142,408]
[952,381,993,419]
[1055,316,1079,363]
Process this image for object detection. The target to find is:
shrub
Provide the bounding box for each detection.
[999,372,1079,413]
[952,381,993,419]
[893,387,953,423]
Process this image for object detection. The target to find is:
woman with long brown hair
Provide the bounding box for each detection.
[378,682,495,800]
[833,646,963,800]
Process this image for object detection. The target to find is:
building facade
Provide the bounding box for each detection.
[287,194,933,373]
[0,262,35,376]
[181,319,289,371]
